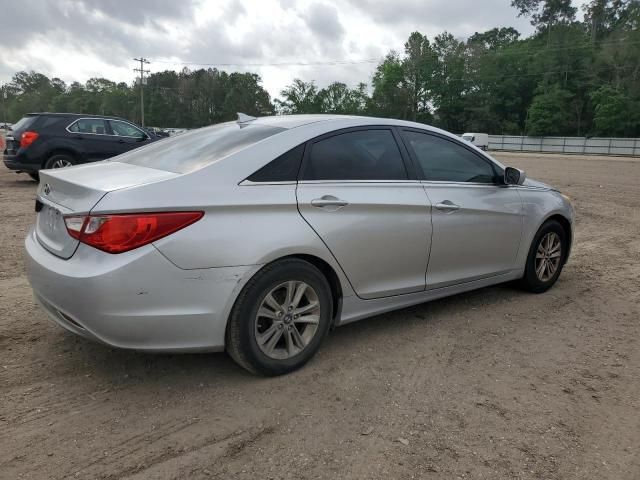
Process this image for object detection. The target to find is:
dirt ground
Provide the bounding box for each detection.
[1,152,639,479]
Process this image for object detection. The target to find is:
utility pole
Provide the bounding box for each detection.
[133,58,150,126]
[1,84,6,126]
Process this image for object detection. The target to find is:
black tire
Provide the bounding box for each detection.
[44,153,76,170]
[226,259,333,376]
[28,172,39,182]
[520,219,567,293]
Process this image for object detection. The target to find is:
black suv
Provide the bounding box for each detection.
[3,113,160,180]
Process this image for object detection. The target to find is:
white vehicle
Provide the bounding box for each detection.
[462,132,489,151]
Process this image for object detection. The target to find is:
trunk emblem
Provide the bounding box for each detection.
[43,183,51,195]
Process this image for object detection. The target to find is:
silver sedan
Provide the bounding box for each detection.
[25,115,574,375]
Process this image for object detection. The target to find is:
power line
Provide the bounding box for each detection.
[147,39,640,69]
[133,57,150,126]
[150,58,381,67]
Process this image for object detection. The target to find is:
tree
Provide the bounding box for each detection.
[590,85,640,136]
[370,53,412,119]
[317,82,368,114]
[511,0,577,43]
[431,32,467,131]
[402,32,436,122]
[275,79,322,114]
[526,85,574,135]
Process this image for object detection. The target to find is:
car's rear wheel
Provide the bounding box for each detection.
[520,219,567,293]
[226,259,333,376]
[44,154,76,169]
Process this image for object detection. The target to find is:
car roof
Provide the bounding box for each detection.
[25,112,127,121]
[251,114,447,131]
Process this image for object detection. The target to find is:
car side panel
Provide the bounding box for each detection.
[513,187,575,272]
[94,180,356,298]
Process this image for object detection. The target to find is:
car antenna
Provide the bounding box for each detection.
[237,113,257,125]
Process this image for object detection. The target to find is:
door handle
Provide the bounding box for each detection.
[435,201,460,212]
[311,195,349,208]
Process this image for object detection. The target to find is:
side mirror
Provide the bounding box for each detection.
[504,167,526,185]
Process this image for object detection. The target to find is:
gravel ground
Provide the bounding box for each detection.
[1,152,639,479]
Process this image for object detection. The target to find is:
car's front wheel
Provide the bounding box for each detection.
[226,259,333,376]
[521,219,567,293]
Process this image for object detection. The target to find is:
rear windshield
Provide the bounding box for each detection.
[10,116,38,132]
[114,122,285,173]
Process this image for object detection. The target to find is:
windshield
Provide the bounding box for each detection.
[114,122,285,173]
[462,135,474,141]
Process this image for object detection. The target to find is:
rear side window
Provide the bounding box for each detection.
[68,118,108,135]
[116,122,285,173]
[402,131,497,183]
[247,145,304,182]
[10,116,38,132]
[39,116,63,129]
[302,129,407,181]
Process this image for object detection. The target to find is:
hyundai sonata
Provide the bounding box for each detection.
[26,114,574,375]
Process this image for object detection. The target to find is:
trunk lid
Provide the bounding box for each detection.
[35,161,179,259]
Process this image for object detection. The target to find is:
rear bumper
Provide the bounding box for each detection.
[4,153,38,172]
[25,228,260,352]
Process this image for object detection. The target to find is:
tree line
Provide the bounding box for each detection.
[1,0,638,137]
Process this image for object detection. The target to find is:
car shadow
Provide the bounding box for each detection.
[51,282,526,385]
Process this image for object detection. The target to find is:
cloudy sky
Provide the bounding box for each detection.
[0,0,588,99]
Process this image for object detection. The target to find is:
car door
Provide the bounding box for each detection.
[296,127,432,299]
[400,129,523,289]
[66,118,118,161]
[108,120,152,155]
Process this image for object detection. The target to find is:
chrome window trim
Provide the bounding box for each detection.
[239,180,297,186]
[298,179,422,185]
[419,180,507,188]
[65,117,112,137]
[66,117,148,139]
[240,179,424,186]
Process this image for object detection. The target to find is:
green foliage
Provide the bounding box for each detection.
[0,0,639,136]
[0,68,274,128]
[526,85,574,135]
[590,85,640,136]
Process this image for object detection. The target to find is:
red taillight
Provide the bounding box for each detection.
[64,211,203,254]
[20,131,40,148]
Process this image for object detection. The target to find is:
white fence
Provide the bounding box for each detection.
[489,135,640,156]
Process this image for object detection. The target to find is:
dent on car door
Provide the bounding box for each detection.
[296,128,432,299]
[400,129,523,289]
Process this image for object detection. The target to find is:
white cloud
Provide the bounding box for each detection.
[0,0,589,99]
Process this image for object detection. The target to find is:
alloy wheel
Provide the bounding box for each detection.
[51,158,73,168]
[535,232,562,282]
[254,281,321,360]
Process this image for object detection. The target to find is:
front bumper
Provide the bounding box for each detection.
[25,228,259,352]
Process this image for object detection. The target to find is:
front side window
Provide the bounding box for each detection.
[402,131,496,183]
[110,120,146,139]
[68,118,108,135]
[302,129,407,181]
